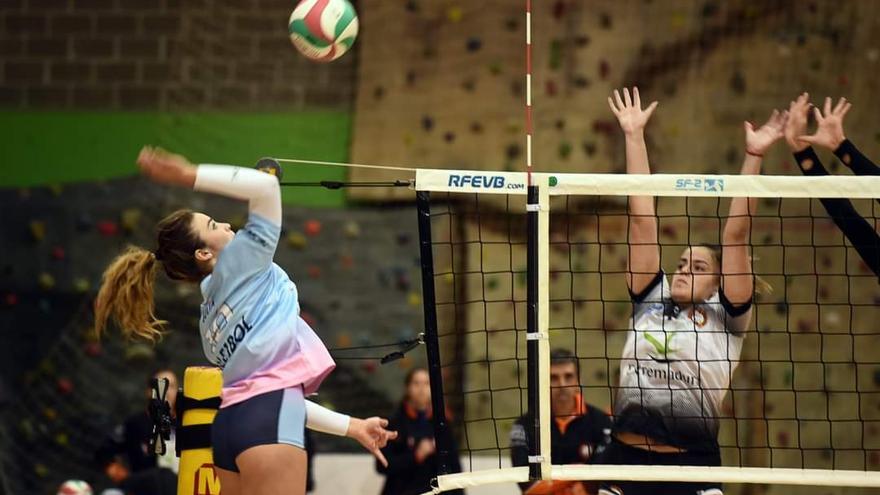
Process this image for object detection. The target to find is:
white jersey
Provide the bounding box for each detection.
[614,272,752,452]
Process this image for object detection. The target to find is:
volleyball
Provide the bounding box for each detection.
[57,480,92,495]
[288,0,359,62]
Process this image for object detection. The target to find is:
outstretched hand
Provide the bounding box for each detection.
[136,146,196,187]
[607,87,658,135]
[745,109,788,157]
[347,417,398,468]
[784,92,811,152]
[798,96,851,150]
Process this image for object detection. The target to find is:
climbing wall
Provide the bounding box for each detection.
[0,179,425,493]
[350,0,880,199]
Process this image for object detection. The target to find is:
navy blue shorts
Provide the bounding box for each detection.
[211,386,306,472]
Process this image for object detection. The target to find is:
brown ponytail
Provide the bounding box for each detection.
[94,208,206,342]
[94,245,166,342]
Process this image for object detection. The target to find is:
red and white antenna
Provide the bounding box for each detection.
[525,0,534,186]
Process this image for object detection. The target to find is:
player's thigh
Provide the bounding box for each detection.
[237,443,307,495]
[214,466,241,495]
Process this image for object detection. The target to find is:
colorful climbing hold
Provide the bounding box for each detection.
[38,273,55,290]
[73,277,90,293]
[301,311,316,327]
[29,221,46,242]
[336,333,352,348]
[97,220,119,237]
[343,221,360,238]
[4,293,19,306]
[549,39,562,70]
[572,75,590,88]
[422,115,434,132]
[304,220,322,237]
[598,59,610,80]
[287,232,307,250]
[552,0,565,20]
[730,71,746,95]
[340,254,354,269]
[55,433,69,447]
[56,377,74,395]
[447,5,463,22]
[307,265,322,279]
[466,37,482,52]
[558,141,572,160]
[506,144,521,160]
[120,208,142,233]
[51,246,65,260]
[582,141,596,156]
[84,341,102,357]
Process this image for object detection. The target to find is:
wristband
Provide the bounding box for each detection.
[305,400,351,437]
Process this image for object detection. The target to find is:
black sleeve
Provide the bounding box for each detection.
[375,414,417,476]
[587,406,613,447]
[509,417,533,493]
[718,289,752,317]
[628,271,664,303]
[834,139,880,177]
[794,147,880,280]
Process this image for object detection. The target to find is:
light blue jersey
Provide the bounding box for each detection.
[198,213,335,407]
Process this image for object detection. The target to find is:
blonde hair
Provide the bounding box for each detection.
[94,209,205,342]
[94,245,166,342]
[697,244,773,296]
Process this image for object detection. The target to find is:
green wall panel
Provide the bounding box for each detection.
[0,111,351,207]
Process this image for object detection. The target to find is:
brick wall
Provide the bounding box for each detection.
[0,0,357,110]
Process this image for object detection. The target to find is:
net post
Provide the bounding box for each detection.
[526,184,552,479]
[416,190,453,476]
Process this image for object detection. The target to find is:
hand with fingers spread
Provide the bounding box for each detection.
[347,416,398,468]
[607,87,658,136]
[745,109,788,157]
[798,96,851,151]
[784,92,811,152]
[136,145,197,187]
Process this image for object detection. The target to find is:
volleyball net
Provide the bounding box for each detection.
[413,169,880,493]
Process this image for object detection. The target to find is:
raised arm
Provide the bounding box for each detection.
[722,110,786,305]
[136,146,282,225]
[785,96,880,279]
[796,96,880,177]
[608,87,660,295]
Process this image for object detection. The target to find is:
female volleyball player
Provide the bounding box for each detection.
[784,92,879,278]
[595,87,784,495]
[94,147,396,495]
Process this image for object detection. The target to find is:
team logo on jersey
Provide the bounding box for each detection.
[643,331,680,363]
[206,304,233,354]
[688,307,708,328]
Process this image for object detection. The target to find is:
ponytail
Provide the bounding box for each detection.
[94,245,167,342]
